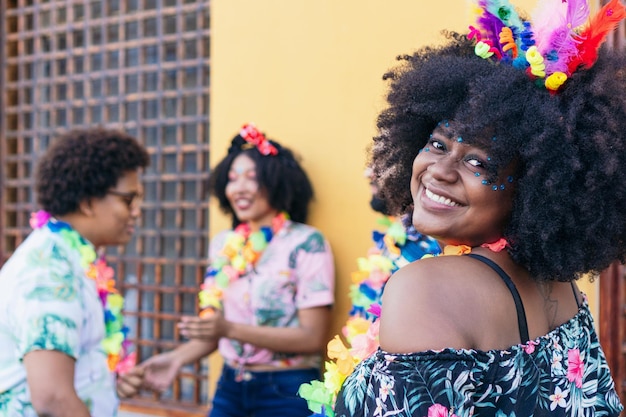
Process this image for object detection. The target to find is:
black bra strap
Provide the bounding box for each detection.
[466,253,530,343]
[570,282,582,308]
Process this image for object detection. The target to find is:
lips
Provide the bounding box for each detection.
[424,187,461,207]
[233,197,253,210]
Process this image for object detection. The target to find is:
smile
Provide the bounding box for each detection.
[425,188,461,207]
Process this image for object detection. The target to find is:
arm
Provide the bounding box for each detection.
[23,350,91,417]
[180,228,335,354]
[116,366,145,399]
[140,339,217,392]
[179,306,331,353]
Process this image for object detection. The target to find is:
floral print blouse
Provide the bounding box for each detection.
[209,220,335,369]
[334,300,622,417]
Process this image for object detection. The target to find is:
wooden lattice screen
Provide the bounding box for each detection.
[0,0,211,415]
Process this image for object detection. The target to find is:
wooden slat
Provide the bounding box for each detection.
[599,262,626,405]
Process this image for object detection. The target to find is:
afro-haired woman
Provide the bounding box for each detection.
[332,2,626,416]
[0,128,149,417]
[139,124,335,417]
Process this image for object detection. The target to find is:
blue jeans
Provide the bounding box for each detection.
[208,364,320,417]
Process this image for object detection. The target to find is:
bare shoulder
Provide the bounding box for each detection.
[379,255,512,353]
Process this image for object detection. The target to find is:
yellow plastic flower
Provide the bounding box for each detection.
[443,245,472,256]
[343,316,371,342]
[323,361,348,395]
[327,335,356,376]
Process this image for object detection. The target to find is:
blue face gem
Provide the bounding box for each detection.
[424,147,430,152]
[474,172,480,177]
[457,137,463,142]
[487,157,491,161]
[492,185,498,191]
[482,179,488,185]
[445,121,449,127]
[492,136,497,141]
[500,184,505,190]
[507,176,514,183]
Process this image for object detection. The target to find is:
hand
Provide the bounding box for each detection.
[178,312,230,341]
[116,366,144,399]
[140,352,181,393]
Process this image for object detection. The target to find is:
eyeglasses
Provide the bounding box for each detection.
[107,190,143,209]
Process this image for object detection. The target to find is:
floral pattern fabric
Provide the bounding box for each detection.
[209,220,335,368]
[0,226,117,417]
[334,300,623,417]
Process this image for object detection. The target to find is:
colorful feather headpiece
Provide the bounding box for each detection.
[469,0,626,92]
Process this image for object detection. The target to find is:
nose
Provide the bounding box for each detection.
[428,154,460,183]
[228,176,257,193]
[130,201,142,218]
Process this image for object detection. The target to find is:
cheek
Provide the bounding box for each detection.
[411,155,427,189]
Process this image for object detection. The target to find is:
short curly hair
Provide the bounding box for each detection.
[36,127,150,216]
[208,132,314,228]
[370,32,626,282]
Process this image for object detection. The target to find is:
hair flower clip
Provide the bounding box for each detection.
[240,123,279,156]
[469,0,626,92]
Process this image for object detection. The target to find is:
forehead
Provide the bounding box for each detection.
[230,153,256,171]
[115,169,141,189]
[433,124,494,153]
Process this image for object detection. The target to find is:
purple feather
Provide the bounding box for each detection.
[477,10,506,54]
[543,26,581,74]
[567,0,590,29]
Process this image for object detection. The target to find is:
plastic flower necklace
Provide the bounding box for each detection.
[198,212,288,317]
[299,233,507,416]
[30,210,135,374]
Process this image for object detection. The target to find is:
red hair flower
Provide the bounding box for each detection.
[240,123,279,156]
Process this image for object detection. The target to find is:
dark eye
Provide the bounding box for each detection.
[429,139,446,152]
[465,157,485,169]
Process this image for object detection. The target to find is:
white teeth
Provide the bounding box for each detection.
[425,188,460,207]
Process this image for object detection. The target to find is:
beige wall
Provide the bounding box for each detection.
[208,0,598,395]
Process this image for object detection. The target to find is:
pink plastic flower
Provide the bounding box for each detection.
[350,320,380,360]
[30,210,51,229]
[567,348,584,388]
[367,303,381,318]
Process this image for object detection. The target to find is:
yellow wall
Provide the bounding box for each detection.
[208,0,599,397]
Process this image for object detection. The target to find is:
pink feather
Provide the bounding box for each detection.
[532,0,568,54]
[532,0,592,75]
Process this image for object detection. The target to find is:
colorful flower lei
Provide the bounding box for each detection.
[298,216,442,416]
[298,218,508,415]
[198,212,288,317]
[30,210,135,374]
[469,0,626,92]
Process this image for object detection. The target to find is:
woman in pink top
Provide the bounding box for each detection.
[138,123,335,417]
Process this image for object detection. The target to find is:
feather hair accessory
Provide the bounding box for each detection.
[470,0,626,92]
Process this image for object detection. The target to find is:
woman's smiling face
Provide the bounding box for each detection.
[410,124,516,247]
[225,153,279,230]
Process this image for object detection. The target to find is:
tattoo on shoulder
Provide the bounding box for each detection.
[539,282,558,329]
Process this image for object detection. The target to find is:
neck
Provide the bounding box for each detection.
[245,210,282,232]
[56,212,99,247]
